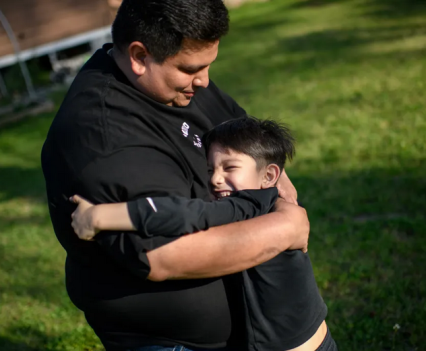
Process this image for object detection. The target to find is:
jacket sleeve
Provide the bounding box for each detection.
[127,188,279,237]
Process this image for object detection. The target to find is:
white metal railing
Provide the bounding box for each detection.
[0,8,36,99]
[0,26,112,70]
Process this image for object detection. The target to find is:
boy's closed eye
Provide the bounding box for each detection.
[224,166,239,172]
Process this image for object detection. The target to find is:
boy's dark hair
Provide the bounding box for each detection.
[112,0,229,63]
[203,117,295,170]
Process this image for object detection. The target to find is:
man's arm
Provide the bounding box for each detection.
[146,199,309,281]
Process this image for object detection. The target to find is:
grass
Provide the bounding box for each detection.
[1,0,425,350]
[0,91,103,351]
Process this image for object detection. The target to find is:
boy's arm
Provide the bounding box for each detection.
[127,189,278,237]
[70,196,135,240]
[70,189,278,241]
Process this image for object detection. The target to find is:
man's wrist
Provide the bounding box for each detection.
[272,201,307,251]
[272,212,295,251]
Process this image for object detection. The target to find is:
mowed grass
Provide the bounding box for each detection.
[0,92,103,351]
[0,0,425,350]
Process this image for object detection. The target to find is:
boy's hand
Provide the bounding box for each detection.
[69,195,99,241]
[277,169,298,205]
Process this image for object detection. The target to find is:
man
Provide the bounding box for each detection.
[41,1,309,350]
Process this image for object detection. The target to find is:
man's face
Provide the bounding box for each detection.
[207,143,267,200]
[137,40,219,107]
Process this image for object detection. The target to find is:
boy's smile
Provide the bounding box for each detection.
[207,143,267,200]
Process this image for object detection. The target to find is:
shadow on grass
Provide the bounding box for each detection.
[360,0,426,19]
[290,0,426,19]
[0,326,102,351]
[0,110,55,203]
[289,0,350,9]
[219,0,426,92]
[274,23,426,53]
[0,337,39,351]
[214,19,426,100]
[0,166,46,202]
[292,163,426,351]
[295,163,426,220]
[230,12,296,33]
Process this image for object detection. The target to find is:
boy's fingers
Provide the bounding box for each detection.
[81,234,94,241]
[69,195,81,204]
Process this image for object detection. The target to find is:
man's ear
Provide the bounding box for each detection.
[261,164,281,189]
[128,42,149,76]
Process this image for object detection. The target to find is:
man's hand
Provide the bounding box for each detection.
[147,198,310,281]
[274,198,309,252]
[277,168,298,205]
[70,195,99,241]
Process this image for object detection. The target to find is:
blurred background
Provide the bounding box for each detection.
[0,0,425,350]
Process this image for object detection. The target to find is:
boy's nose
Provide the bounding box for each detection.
[210,171,224,187]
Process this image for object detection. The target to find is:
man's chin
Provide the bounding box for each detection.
[172,98,192,107]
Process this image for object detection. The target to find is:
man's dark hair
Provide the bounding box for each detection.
[203,117,295,170]
[112,0,229,62]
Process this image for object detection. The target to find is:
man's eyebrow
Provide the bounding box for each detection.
[181,59,217,71]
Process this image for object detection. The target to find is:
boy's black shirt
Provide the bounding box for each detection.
[242,252,327,350]
[129,193,328,351]
[41,44,250,350]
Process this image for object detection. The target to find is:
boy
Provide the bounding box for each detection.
[70,117,338,351]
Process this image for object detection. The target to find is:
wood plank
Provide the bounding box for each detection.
[0,0,113,58]
[2,1,107,25]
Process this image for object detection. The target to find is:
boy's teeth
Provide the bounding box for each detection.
[219,192,231,197]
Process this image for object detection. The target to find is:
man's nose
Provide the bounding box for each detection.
[193,67,210,88]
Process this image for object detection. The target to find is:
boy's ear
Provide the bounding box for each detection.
[261,164,281,189]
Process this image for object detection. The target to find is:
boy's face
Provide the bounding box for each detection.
[207,143,269,200]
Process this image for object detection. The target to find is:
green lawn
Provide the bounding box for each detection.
[1,0,425,350]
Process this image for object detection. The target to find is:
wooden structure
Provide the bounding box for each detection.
[0,0,123,68]
[0,0,259,69]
